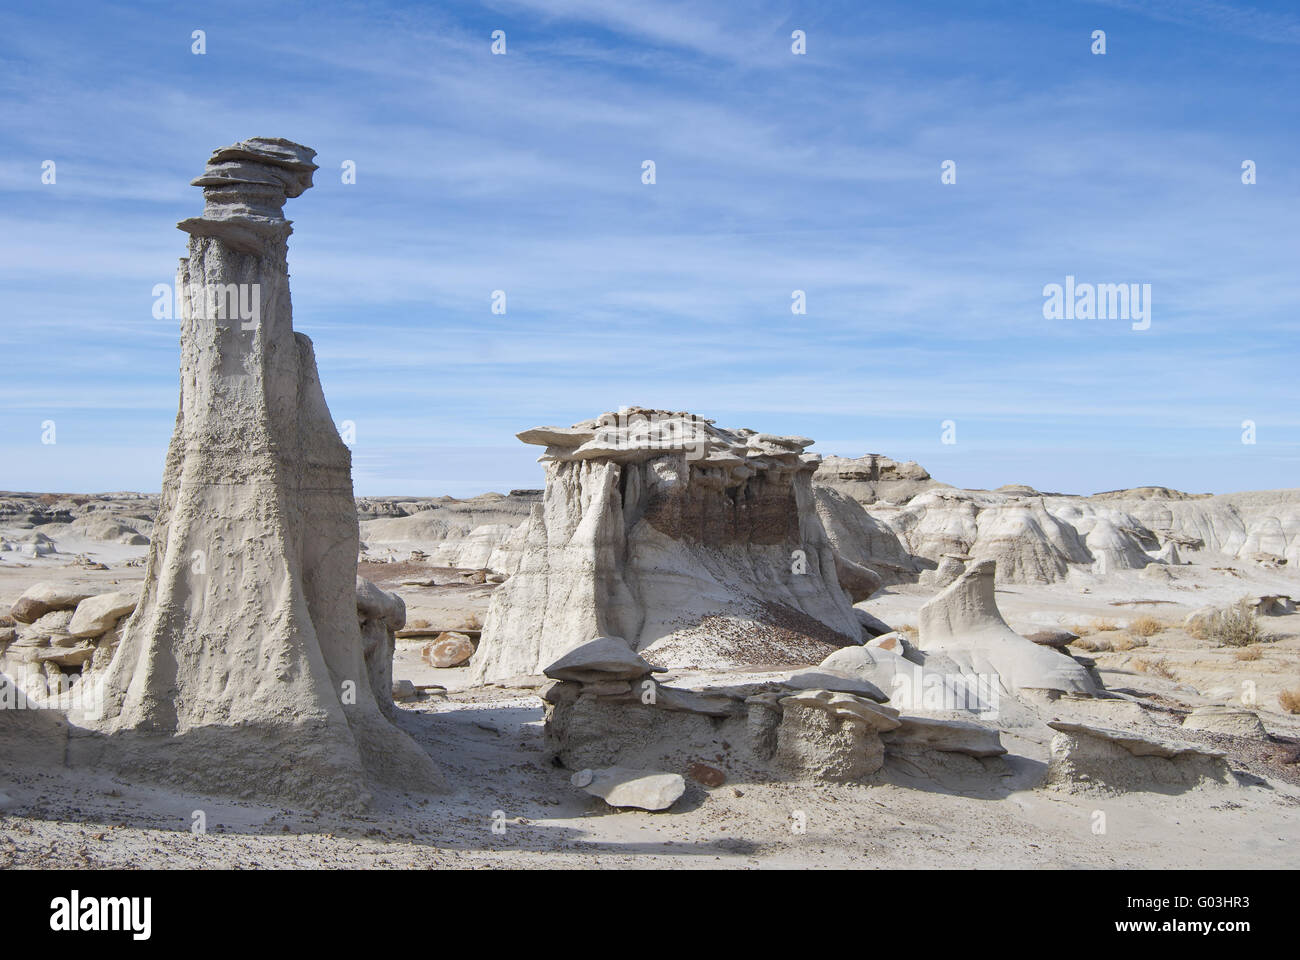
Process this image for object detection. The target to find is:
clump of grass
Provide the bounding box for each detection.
[1090,618,1119,632]
[1278,688,1300,714]
[1129,615,1164,638]
[1110,633,1147,652]
[1203,599,1270,648]
[1066,622,1092,637]
[1233,646,1263,662]
[896,623,918,637]
[1074,635,1112,653]
[1133,656,1176,680]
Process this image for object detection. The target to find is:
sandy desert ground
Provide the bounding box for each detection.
[3,487,1298,870]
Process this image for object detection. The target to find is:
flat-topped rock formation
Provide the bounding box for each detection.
[471,408,868,681]
[79,138,444,811]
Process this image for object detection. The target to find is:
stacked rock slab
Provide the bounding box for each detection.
[83,139,443,810]
[472,409,864,682]
[1045,721,1232,793]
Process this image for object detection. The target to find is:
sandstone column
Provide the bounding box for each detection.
[89,139,444,810]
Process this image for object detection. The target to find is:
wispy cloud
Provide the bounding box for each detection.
[0,0,1295,496]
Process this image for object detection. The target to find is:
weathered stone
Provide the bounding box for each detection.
[36,643,96,668]
[422,632,476,668]
[774,701,884,781]
[356,577,406,630]
[87,138,445,811]
[1182,706,1267,739]
[572,766,686,811]
[782,668,887,702]
[67,591,138,639]
[543,635,661,682]
[20,609,74,639]
[917,560,1096,695]
[10,583,92,624]
[582,680,632,697]
[779,688,901,730]
[472,409,863,682]
[1044,720,1231,794]
[1024,629,1078,649]
[865,631,904,652]
[881,715,1006,757]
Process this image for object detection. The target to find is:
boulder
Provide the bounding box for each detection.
[36,644,96,668]
[778,688,901,730]
[67,591,138,639]
[1024,629,1078,649]
[572,766,685,811]
[10,583,93,624]
[18,609,74,640]
[543,635,662,683]
[422,632,476,668]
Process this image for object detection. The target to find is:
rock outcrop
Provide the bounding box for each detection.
[83,138,444,810]
[471,409,866,682]
[1044,720,1233,794]
[916,559,1097,696]
[355,577,406,718]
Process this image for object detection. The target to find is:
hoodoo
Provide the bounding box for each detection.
[472,408,869,682]
[84,139,444,810]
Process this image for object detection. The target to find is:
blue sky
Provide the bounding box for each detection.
[1,0,1297,497]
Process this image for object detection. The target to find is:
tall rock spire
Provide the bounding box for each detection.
[89,139,444,810]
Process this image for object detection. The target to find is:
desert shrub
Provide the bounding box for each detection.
[1133,657,1176,680]
[1074,635,1112,653]
[1279,688,1300,715]
[896,623,918,636]
[1233,646,1263,662]
[1090,618,1119,632]
[1203,600,1269,648]
[1110,633,1147,652]
[1129,615,1164,637]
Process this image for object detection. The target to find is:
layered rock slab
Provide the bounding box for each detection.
[1044,720,1233,794]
